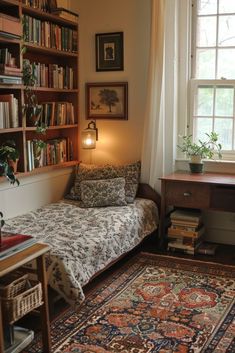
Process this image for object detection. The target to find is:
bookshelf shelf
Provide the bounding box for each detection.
[24,43,78,57]
[24,124,78,131]
[0,0,79,179]
[22,5,78,27]
[0,128,23,133]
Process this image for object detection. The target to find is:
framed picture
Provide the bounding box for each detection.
[86,82,128,120]
[96,32,124,71]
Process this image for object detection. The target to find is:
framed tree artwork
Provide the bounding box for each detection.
[86,82,128,120]
[95,32,124,71]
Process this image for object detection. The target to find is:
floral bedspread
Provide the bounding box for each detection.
[4,198,159,308]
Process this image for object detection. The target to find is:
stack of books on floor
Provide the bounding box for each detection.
[167,209,205,255]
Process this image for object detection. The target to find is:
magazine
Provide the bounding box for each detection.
[0,232,36,260]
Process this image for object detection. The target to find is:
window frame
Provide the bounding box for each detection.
[188,0,235,160]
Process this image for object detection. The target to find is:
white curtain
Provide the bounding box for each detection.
[141,0,178,192]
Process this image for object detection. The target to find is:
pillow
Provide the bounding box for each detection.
[68,161,141,203]
[80,177,127,207]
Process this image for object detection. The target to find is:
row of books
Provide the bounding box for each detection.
[22,0,51,12]
[22,0,79,22]
[0,75,22,85]
[167,209,204,255]
[0,49,18,69]
[27,138,68,171]
[40,101,75,126]
[25,60,74,89]
[23,15,78,53]
[0,94,19,128]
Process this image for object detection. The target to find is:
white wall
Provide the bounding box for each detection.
[0,168,73,219]
[70,0,151,165]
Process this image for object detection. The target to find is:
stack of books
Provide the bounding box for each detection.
[167,209,205,255]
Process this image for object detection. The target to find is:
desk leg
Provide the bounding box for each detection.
[0,299,4,353]
[36,254,51,353]
[159,180,167,250]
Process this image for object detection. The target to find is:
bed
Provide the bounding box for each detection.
[4,163,160,308]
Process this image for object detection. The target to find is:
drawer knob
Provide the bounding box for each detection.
[183,192,192,197]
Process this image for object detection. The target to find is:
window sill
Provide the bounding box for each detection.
[175,159,235,174]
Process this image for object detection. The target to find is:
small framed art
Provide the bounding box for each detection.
[86,82,128,120]
[95,32,124,71]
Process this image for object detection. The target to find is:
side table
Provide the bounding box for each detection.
[0,243,51,353]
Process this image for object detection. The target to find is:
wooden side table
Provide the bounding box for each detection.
[0,243,51,353]
[159,171,235,249]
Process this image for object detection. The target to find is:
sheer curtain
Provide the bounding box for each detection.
[141,0,178,192]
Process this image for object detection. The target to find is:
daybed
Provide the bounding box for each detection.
[4,162,160,308]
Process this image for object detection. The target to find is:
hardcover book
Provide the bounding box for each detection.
[0,232,36,259]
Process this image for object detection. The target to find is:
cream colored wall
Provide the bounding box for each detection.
[0,0,151,219]
[69,0,151,164]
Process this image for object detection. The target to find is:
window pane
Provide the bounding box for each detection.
[217,49,235,78]
[215,87,234,116]
[196,86,214,116]
[219,15,235,47]
[196,49,215,78]
[219,0,235,14]
[197,16,216,47]
[198,0,217,15]
[214,118,233,149]
[194,118,213,141]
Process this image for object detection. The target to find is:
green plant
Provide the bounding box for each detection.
[0,140,20,185]
[22,59,46,133]
[178,132,222,160]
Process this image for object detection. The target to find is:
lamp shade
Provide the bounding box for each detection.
[81,129,96,149]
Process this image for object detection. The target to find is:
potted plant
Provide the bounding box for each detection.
[178,132,222,173]
[23,59,46,134]
[0,140,20,184]
[32,139,46,168]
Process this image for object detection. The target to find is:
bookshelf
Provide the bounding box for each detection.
[0,0,79,179]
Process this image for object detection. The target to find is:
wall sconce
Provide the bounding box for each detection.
[81,121,98,149]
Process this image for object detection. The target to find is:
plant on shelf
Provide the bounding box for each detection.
[32,139,47,168]
[0,140,20,185]
[178,132,222,173]
[22,59,47,134]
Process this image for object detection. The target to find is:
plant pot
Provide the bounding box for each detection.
[25,106,42,127]
[189,162,204,173]
[190,155,202,164]
[8,158,19,173]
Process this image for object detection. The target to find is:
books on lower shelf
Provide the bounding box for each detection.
[168,240,202,255]
[0,232,36,259]
[168,208,205,255]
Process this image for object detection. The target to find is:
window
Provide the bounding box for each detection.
[191,0,235,156]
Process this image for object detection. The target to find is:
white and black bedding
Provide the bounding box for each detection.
[4,198,159,308]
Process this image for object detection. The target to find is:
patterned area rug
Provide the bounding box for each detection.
[24,253,235,353]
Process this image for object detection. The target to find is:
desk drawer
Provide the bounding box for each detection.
[165,181,210,208]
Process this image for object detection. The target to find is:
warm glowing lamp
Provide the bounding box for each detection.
[81,121,98,149]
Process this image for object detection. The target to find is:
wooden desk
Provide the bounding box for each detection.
[0,243,51,353]
[159,171,235,247]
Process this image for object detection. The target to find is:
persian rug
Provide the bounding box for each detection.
[24,253,235,353]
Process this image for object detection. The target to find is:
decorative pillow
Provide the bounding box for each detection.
[80,178,127,207]
[68,161,141,203]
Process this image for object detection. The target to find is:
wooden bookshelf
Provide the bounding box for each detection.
[0,0,79,178]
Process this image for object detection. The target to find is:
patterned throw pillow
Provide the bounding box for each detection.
[80,178,127,207]
[68,161,141,203]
